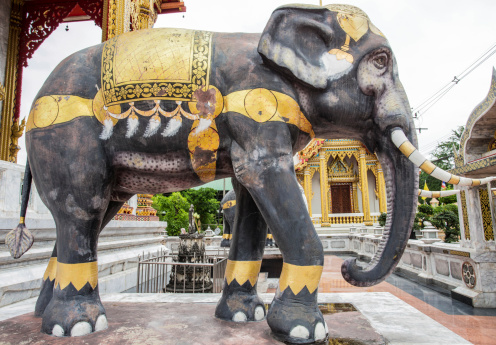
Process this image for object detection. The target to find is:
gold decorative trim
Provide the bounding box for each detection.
[398,141,416,158]
[267,234,273,239]
[222,200,236,209]
[0,0,22,160]
[279,262,323,295]
[450,250,470,258]
[43,257,57,281]
[26,95,93,132]
[55,261,98,291]
[479,188,494,241]
[102,29,212,106]
[0,83,5,101]
[225,260,261,287]
[460,190,470,240]
[223,88,314,137]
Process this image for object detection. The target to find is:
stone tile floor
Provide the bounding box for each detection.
[310,255,496,345]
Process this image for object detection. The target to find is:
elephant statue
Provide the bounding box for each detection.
[7,3,494,343]
[220,189,235,247]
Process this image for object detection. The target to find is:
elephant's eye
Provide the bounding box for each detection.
[373,55,388,69]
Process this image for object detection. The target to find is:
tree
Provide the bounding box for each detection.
[181,188,220,229]
[152,193,190,236]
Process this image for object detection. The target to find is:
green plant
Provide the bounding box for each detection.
[181,188,220,226]
[378,212,387,227]
[417,204,434,216]
[431,210,460,243]
[152,193,190,236]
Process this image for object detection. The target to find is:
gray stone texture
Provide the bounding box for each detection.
[435,258,450,276]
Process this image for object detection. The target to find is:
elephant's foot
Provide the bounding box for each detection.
[34,277,55,317]
[267,289,328,344]
[41,289,107,337]
[215,280,266,322]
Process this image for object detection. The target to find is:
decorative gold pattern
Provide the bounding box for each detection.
[450,155,496,175]
[279,263,323,295]
[325,4,385,65]
[43,257,57,281]
[222,234,232,239]
[102,29,212,106]
[0,83,5,101]
[222,200,236,209]
[55,261,98,291]
[225,260,261,287]
[450,250,470,258]
[26,95,94,132]
[0,0,22,161]
[223,89,314,137]
[479,189,494,241]
[9,117,25,163]
[460,191,470,240]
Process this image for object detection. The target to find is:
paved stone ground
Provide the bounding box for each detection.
[0,302,384,345]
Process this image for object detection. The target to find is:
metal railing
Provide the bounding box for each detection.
[137,250,227,293]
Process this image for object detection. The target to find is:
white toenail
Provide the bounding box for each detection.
[290,325,310,339]
[52,324,64,337]
[254,306,265,321]
[232,311,247,322]
[70,321,92,337]
[95,315,108,331]
[315,322,326,341]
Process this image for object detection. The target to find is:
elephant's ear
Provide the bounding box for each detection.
[258,5,337,90]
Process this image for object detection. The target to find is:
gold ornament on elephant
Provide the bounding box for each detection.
[326,5,385,64]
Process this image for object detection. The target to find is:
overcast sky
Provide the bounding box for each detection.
[17,0,496,164]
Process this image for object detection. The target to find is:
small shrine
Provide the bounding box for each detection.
[166,205,212,293]
[295,139,387,226]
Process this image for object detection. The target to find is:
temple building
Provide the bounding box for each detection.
[0,0,186,163]
[295,139,387,227]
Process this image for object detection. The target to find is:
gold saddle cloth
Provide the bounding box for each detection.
[101,28,213,107]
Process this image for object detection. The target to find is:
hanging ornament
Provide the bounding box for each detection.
[126,112,139,138]
[100,114,115,140]
[162,115,183,137]
[143,114,161,137]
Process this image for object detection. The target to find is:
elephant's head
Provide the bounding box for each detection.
[258,4,491,286]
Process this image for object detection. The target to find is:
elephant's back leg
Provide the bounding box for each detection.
[27,117,112,337]
[215,178,268,322]
[33,199,126,318]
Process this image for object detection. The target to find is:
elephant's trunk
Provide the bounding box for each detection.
[341,128,418,287]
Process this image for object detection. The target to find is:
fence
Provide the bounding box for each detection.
[136,249,228,293]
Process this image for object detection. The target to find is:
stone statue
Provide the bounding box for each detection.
[9,3,494,343]
[188,204,195,234]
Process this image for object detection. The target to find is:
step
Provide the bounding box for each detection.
[0,243,166,307]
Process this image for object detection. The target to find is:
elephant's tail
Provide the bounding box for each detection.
[5,160,34,258]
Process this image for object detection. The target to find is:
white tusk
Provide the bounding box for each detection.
[391,128,496,187]
[418,189,460,198]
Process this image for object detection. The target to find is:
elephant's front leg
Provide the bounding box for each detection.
[231,142,328,344]
[215,178,268,322]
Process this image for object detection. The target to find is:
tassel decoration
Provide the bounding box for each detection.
[143,114,161,138]
[126,113,139,138]
[195,117,212,134]
[162,115,183,137]
[100,115,114,140]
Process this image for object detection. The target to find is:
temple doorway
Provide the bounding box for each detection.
[331,183,352,214]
